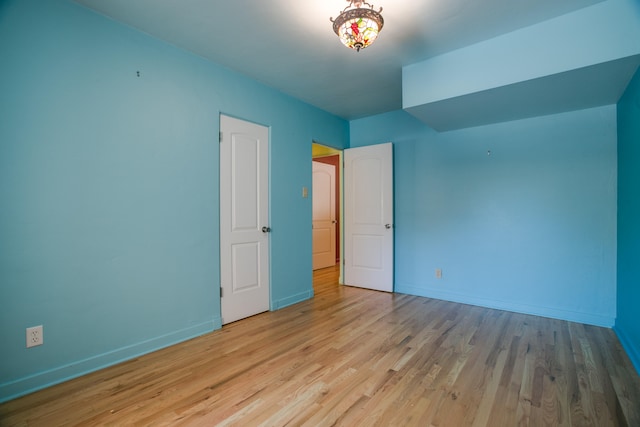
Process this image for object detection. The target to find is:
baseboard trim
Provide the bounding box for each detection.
[394,283,615,328]
[0,320,218,403]
[614,325,640,376]
[272,289,314,310]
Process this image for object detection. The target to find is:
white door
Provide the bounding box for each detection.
[344,143,394,292]
[220,115,270,324]
[312,161,336,270]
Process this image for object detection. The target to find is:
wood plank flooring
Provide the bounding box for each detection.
[2,265,639,426]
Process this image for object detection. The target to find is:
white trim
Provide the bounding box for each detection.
[395,283,615,327]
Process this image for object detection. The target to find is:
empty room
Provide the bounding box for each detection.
[1,0,640,425]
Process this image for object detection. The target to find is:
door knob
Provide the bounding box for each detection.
[262,226,271,233]
[385,224,392,229]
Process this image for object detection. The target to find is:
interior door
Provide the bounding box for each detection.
[344,142,394,292]
[220,115,270,324]
[312,160,336,270]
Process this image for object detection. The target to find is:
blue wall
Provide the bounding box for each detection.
[616,68,640,374]
[0,0,348,401]
[351,107,618,327]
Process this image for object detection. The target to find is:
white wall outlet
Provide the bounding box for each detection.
[435,268,443,279]
[26,325,43,348]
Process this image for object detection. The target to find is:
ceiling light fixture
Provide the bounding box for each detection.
[330,1,384,52]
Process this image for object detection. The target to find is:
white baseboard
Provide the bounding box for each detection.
[394,283,615,328]
[0,320,217,403]
[272,290,314,310]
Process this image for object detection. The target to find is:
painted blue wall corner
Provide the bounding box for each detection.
[616,66,640,376]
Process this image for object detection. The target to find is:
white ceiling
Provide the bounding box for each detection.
[74,0,609,121]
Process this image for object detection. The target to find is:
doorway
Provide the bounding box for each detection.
[311,142,394,292]
[312,143,342,274]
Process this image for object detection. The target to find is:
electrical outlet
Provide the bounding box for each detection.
[435,268,442,279]
[26,325,43,348]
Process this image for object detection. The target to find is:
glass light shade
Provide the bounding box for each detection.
[331,2,384,52]
[337,16,380,51]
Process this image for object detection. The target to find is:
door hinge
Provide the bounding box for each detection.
[220,287,223,298]
[219,131,223,143]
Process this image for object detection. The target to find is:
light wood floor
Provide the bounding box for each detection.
[2,265,639,426]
